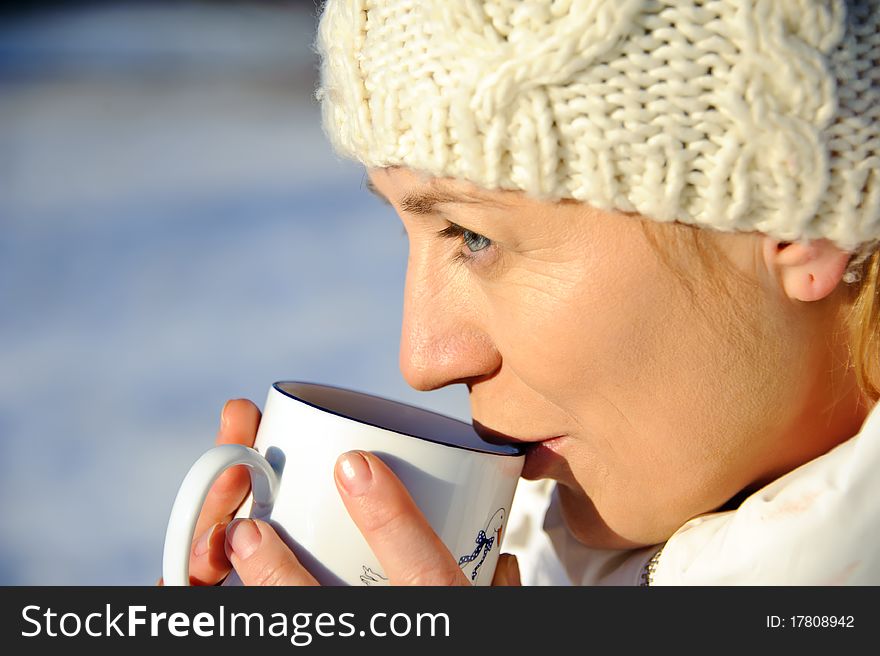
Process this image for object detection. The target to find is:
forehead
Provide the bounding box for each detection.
[370,166,514,200]
[368,166,586,214]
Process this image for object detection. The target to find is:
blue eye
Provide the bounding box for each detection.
[435,223,494,266]
[462,229,491,253]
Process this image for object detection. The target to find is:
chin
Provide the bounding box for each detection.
[557,484,655,550]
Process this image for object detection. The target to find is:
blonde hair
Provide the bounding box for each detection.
[639,218,880,404]
[845,250,880,403]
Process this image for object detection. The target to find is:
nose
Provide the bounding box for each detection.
[398,250,501,392]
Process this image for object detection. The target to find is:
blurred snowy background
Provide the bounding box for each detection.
[0,0,476,584]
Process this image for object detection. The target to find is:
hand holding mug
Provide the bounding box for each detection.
[162,383,525,586]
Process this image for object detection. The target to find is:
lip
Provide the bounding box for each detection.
[470,421,568,479]
[520,435,568,480]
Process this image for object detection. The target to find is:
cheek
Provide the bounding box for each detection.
[485,242,681,406]
[484,286,598,404]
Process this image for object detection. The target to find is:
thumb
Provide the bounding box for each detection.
[492,553,522,586]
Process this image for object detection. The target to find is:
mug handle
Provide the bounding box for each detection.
[162,444,280,586]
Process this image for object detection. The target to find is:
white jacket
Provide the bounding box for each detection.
[505,401,880,585]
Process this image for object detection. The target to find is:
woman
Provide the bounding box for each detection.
[178,0,880,585]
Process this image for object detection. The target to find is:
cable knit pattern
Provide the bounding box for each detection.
[316,0,880,251]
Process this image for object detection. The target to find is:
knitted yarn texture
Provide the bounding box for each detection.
[316,0,880,251]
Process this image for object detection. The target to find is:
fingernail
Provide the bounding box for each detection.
[337,451,372,497]
[194,521,228,558]
[194,523,216,557]
[226,519,261,560]
[220,401,231,428]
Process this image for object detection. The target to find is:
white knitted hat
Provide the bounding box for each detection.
[316,0,880,253]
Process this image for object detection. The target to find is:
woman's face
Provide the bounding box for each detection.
[368,166,860,549]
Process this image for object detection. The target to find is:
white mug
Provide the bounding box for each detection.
[163,381,525,586]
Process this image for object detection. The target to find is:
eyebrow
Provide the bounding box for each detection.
[364,177,497,215]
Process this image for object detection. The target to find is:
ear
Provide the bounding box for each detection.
[764,237,851,302]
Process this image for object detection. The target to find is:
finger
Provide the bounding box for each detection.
[187,521,233,586]
[225,519,320,587]
[491,553,521,586]
[194,399,262,539]
[335,451,469,586]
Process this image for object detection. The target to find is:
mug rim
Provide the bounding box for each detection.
[273,380,525,457]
